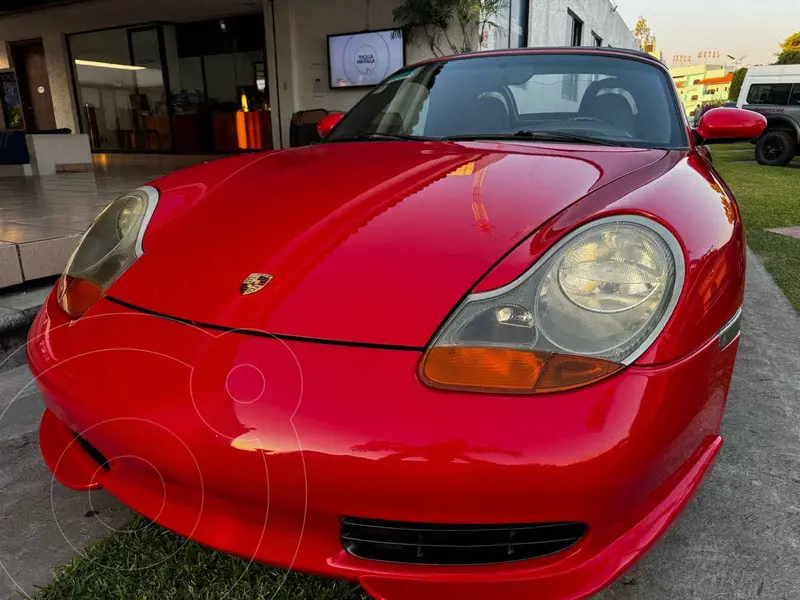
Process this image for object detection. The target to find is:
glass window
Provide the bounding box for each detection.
[569,11,583,46]
[130,29,171,151]
[487,3,511,50]
[69,27,170,151]
[69,17,270,154]
[747,83,792,106]
[174,17,270,153]
[592,32,603,47]
[329,53,686,149]
[790,85,800,106]
[482,0,528,50]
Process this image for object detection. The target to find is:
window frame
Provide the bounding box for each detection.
[591,32,603,47]
[510,0,530,49]
[789,84,800,106]
[568,10,584,47]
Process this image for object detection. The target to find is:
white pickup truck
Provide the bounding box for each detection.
[737,64,800,166]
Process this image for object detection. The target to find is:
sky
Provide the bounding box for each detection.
[614,0,800,67]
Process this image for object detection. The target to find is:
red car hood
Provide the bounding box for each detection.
[109,141,666,348]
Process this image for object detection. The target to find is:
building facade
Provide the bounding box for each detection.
[642,41,663,63]
[670,63,734,116]
[0,0,636,152]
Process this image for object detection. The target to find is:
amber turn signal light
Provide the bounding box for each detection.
[535,353,623,393]
[420,346,622,394]
[57,275,104,319]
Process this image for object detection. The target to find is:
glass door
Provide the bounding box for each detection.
[203,49,270,151]
[174,16,271,153]
[69,25,172,152]
[129,27,173,151]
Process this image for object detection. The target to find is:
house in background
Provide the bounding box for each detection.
[643,41,663,62]
[670,63,734,116]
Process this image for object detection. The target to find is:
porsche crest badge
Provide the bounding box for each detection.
[240,273,273,296]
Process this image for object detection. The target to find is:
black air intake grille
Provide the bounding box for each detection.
[341,517,587,565]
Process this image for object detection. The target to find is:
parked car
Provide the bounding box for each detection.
[30,47,765,600]
[737,64,800,166]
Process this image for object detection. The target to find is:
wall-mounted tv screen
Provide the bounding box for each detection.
[327,29,405,89]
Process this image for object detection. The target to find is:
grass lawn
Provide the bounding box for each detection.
[34,145,799,600]
[711,144,800,310]
[36,515,367,600]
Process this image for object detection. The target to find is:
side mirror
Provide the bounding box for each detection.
[317,112,344,139]
[694,107,767,144]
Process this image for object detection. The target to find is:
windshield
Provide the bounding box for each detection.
[327,53,687,149]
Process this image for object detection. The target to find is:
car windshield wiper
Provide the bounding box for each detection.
[325,132,428,143]
[441,130,632,147]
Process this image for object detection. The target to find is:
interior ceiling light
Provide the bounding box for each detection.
[75,59,145,71]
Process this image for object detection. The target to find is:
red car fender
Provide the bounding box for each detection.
[473,151,743,365]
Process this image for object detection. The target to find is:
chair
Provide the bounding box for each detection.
[290,109,329,147]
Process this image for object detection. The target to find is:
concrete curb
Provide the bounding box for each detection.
[0,281,54,372]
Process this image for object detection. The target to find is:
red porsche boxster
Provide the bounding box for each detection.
[29,47,765,600]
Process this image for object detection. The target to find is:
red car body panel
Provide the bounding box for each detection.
[31,291,734,600]
[110,142,666,348]
[29,48,758,600]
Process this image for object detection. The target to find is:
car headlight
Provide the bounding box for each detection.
[420,215,685,394]
[57,186,159,318]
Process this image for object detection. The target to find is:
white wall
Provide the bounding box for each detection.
[268,0,433,147]
[529,0,636,49]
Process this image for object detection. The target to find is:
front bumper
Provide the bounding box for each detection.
[29,293,737,600]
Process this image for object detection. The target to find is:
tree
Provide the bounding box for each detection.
[633,16,654,50]
[776,50,800,65]
[728,68,747,102]
[780,31,800,53]
[773,31,800,64]
[392,0,508,56]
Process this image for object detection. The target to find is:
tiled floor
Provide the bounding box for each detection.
[0,154,213,288]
